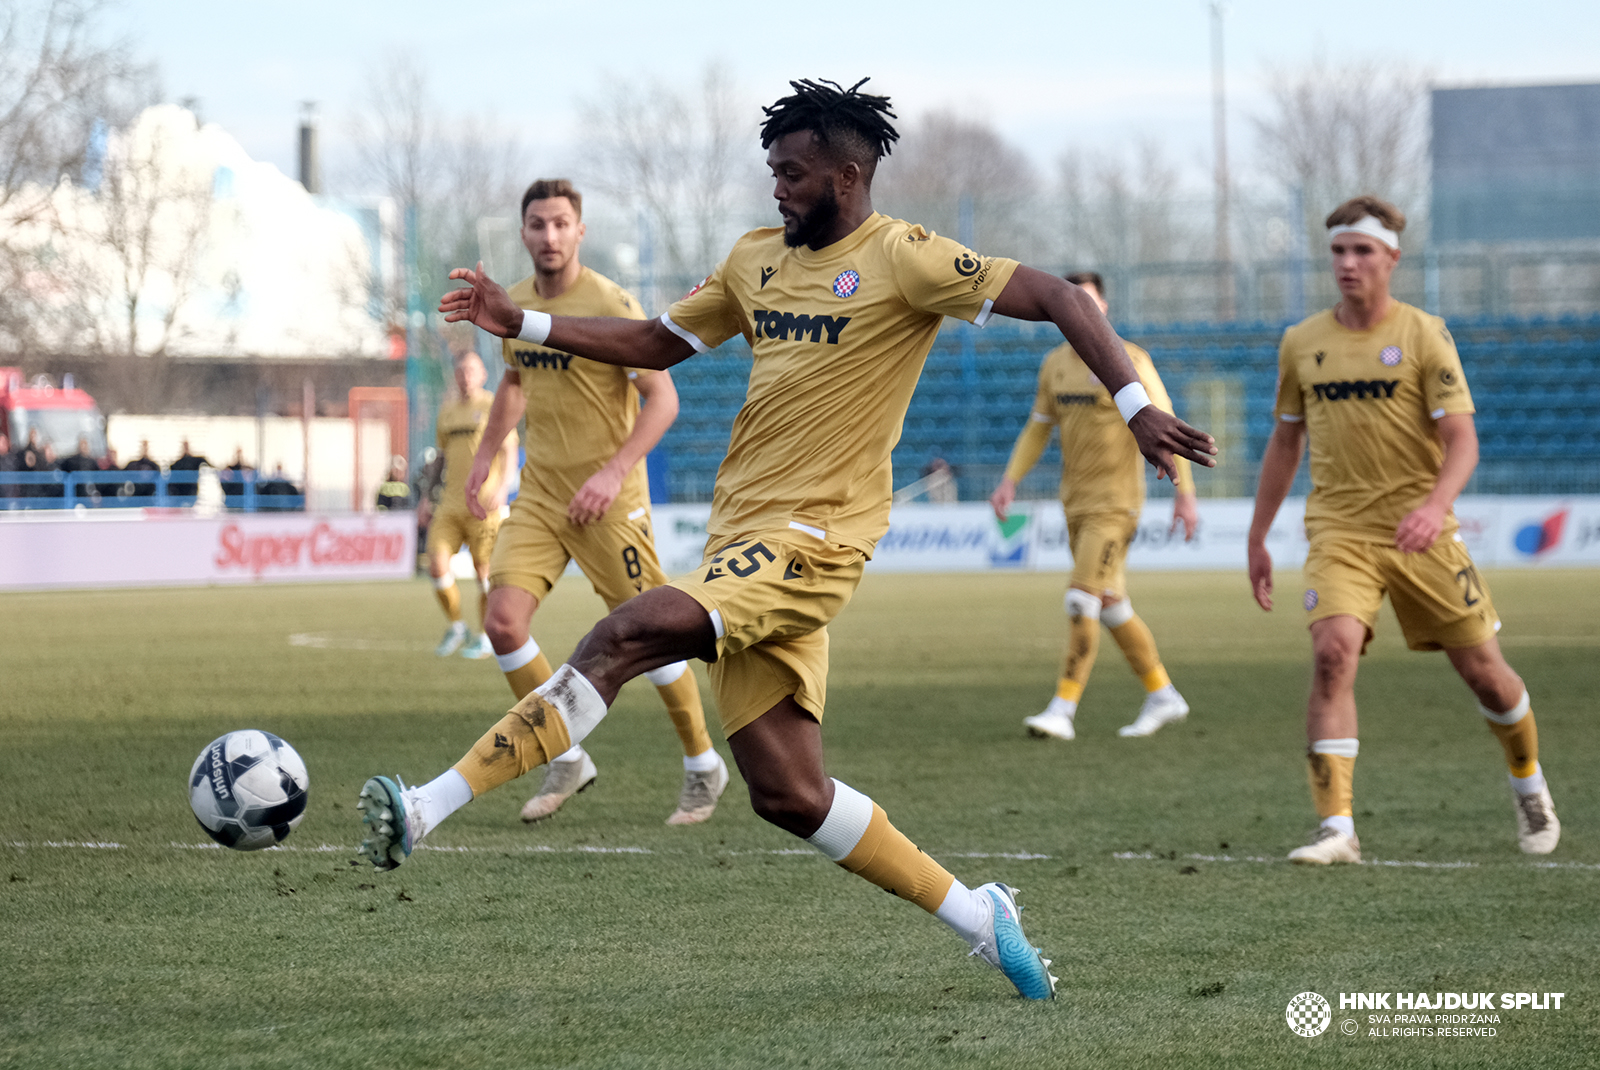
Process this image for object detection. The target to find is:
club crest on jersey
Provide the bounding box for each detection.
[832,270,860,298]
[1379,346,1403,366]
[1304,589,1319,612]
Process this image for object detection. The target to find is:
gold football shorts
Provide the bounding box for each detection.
[426,508,500,568]
[1066,510,1139,597]
[667,528,866,737]
[489,500,665,609]
[1303,532,1501,652]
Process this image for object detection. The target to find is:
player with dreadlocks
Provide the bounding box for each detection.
[361,77,1216,1001]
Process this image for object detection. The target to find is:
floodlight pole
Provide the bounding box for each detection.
[1211,1,1234,321]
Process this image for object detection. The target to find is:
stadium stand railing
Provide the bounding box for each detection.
[652,313,1600,503]
[0,470,305,512]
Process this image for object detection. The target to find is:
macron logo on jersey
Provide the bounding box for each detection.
[1311,379,1400,402]
[752,309,851,345]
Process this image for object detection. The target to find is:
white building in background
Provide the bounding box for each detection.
[10,104,393,359]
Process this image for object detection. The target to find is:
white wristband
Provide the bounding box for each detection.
[1114,382,1152,424]
[516,310,552,345]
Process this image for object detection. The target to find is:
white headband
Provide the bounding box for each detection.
[1328,215,1400,250]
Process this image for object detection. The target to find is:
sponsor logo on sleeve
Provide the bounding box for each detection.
[954,252,982,277]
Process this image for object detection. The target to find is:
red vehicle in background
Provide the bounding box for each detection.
[0,367,106,457]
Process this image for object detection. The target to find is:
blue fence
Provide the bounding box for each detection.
[653,313,1600,502]
[0,470,305,512]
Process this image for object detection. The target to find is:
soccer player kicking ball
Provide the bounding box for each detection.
[1249,195,1559,865]
[990,272,1198,741]
[463,179,726,826]
[361,79,1215,1000]
[420,351,517,660]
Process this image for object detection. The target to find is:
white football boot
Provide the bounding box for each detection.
[1118,687,1190,737]
[519,750,599,822]
[1288,826,1362,865]
[1023,698,1076,740]
[1512,783,1560,854]
[458,633,494,660]
[666,752,729,826]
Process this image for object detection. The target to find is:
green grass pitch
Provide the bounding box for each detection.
[2,569,1597,1068]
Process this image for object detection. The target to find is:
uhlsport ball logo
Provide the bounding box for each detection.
[1286,991,1332,1037]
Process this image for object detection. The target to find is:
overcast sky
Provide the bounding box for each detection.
[109,0,1600,194]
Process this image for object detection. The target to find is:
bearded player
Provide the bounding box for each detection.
[420,350,517,660]
[463,179,726,827]
[990,272,1198,741]
[1249,195,1559,865]
[363,79,1215,1000]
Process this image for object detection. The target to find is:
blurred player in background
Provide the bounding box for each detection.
[419,351,517,660]
[1249,195,1559,864]
[990,272,1198,741]
[462,179,725,827]
[362,79,1215,1001]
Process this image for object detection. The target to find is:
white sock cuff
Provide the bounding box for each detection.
[1311,737,1360,758]
[1065,588,1102,621]
[535,665,608,747]
[644,661,688,686]
[1509,763,1547,795]
[1100,598,1135,628]
[494,637,541,673]
[1321,814,1356,837]
[554,744,586,763]
[805,779,875,862]
[433,573,456,590]
[1479,690,1530,726]
[682,748,720,772]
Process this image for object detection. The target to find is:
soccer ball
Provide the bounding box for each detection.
[188,730,310,850]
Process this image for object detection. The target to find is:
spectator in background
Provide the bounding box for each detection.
[123,440,159,499]
[38,442,62,498]
[259,463,301,511]
[169,438,208,504]
[18,428,45,498]
[221,447,255,502]
[96,446,128,502]
[376,456,411,511]
[58,435,99,503]
[0,432,18,502]
[922,457,958,504]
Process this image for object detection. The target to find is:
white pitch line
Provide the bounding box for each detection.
[1113,850,1600,871]
[8,840,1598,871]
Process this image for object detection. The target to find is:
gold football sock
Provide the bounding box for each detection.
[476,585,489,631]
[452,692,572,797]
[504,653,554,701]
[1109,616,1163,680]
[656,672,714,759]
[435,580,462,623]
[1484,700,1539,780]
[838,804,956,913]
[1059,613,1100,698]
[1139,665,1172,692]
[1307,751,1356,819]
[1055,677,1083,703]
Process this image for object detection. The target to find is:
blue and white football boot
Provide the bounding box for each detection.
[969,883,1058,1000]
[357,775,424,870]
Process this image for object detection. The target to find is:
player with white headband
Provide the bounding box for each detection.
[1248,194,1560,864]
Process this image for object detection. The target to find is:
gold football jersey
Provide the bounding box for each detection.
[502,267,653,520]
[1030,340,1192,517]
[435,389,509,513]
[664,213,1019,553]
[1274,301,1475,541]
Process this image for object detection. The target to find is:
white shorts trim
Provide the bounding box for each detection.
[627,506,648,520]
[788,520,826,541]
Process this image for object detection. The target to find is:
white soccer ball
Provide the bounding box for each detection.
[188,730,310,851]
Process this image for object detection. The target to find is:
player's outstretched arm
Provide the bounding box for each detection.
[991,267,1216,482]
[1395,414,1478,553]
[1247,420,1306,611]
[439,263,695,370]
